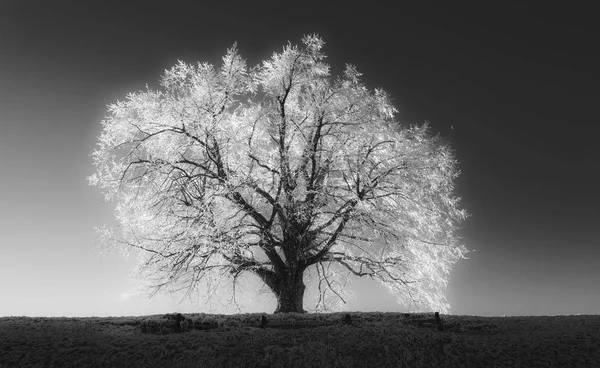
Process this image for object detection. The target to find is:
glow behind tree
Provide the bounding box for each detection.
[89,35,468,314]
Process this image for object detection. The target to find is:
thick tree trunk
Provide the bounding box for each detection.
[252,265,307,313]
[273,271,306,314]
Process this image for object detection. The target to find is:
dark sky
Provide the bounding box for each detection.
[1,1,598,317]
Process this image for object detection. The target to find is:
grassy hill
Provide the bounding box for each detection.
[1,312,599,367]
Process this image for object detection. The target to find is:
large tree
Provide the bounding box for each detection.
[89,35,468,314]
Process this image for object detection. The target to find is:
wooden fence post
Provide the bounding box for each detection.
[434,312,444,331]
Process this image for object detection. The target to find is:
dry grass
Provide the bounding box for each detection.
[1,312,599,367]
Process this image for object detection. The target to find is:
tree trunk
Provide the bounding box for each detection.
[273,271,306,313]
[251,265,307,313]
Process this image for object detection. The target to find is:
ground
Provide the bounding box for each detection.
[1,312,598,367]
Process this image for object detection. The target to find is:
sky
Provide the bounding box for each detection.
[1,1,598,318]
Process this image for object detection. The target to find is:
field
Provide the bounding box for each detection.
[1,312,599,367]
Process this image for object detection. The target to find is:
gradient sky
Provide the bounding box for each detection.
[1,2,598,317]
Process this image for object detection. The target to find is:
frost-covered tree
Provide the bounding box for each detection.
[89,35,468,314]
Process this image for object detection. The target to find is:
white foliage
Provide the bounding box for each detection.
[89,34,468,314]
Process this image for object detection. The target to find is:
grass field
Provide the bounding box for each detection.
[1,312,599,367]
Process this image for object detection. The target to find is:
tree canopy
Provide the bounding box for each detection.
[89,35,468,313]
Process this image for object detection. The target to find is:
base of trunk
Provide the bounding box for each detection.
[274,306,307,314]
[273,273,306,314]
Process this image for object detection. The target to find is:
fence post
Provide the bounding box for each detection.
[434,312,444,331]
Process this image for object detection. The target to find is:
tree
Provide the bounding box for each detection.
[89,35,468,314]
